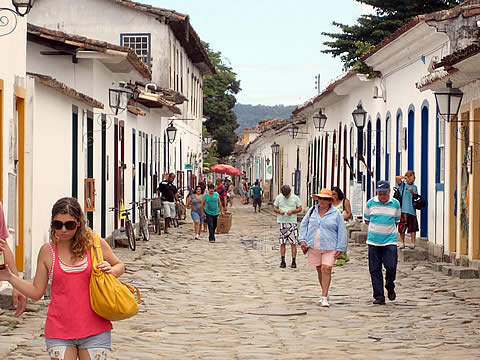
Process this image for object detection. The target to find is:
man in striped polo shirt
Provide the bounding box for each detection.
[364,180,401,305]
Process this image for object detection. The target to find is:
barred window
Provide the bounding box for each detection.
[121,33,151,70]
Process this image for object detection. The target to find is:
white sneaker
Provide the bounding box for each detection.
[194,234,199,240]
[320,296,330,307]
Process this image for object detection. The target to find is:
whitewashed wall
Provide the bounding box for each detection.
[30,0,206,181]
[0,9,27,275]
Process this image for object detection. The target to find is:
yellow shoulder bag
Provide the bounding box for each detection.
[89,234,141,321]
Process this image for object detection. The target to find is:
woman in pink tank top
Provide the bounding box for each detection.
[0,197,125,359]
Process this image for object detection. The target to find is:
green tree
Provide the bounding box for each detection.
[322,0,460,74]
[202,42,241,159]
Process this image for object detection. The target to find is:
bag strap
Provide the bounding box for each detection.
[91,233,104,263]
[304,205,316,234]
[121,281,142,304]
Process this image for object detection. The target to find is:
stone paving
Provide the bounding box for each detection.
[1,204,480,359]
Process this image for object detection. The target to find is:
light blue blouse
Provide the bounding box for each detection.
[298,205,347,252]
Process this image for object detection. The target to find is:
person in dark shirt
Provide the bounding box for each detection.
[215,178,227,212]
[157,173,178,234]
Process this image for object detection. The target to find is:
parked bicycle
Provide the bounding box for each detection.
[109,206,136,251]
[146,197,163,235]
[135,200,150,241]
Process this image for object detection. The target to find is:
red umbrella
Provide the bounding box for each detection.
[210,164,229,173]
[210,164,242,177]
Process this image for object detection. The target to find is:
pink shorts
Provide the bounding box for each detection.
[307,249,336,267]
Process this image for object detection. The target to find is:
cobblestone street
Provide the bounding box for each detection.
[1,204,480,359]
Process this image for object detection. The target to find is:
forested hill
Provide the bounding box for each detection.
[234,104,297,132]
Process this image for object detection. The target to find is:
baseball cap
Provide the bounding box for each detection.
[376,180,390,192]
[312,188,333,200]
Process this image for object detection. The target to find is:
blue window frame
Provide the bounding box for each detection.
[120,33,151,70]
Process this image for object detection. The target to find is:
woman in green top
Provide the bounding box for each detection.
[201,184,223,243]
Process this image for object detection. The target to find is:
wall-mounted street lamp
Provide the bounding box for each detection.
[166,120,177,144]
[109,83,134,115]
[0,0,35,37]
[313,109,328,131]
[287,123,299,139]
[203,133,213,144]
[352,102,367,129]
[266,158,270,166]
[12,0,34,16]
[434,79,464,121]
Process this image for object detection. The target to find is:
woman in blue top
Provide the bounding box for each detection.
[201,184,223,243]
[299,188,347,307]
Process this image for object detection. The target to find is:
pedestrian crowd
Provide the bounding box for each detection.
[0,169,422,358]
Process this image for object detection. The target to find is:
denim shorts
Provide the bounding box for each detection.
[46,330,111,359]
[191,210,204,224]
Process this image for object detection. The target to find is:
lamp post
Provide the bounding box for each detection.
[271,142,280,198]
[434,79,464,121]
[313,109,328,131]
[352,102,367,182]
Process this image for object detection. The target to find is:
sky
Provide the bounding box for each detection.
[145,1,374,106]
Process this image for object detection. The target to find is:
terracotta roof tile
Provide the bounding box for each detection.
[111,0,215,75]
[434,43,480,69]
[27,72,104,108]
[363,2,480,61]
[27,23,152,80]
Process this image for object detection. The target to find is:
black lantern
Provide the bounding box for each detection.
[271,141,280,154]
[247,157,251,167]
[352,102,367,129]
[109,85,133,115]
[203,133,213,144]
[434,79,464,121]
[12,0,35,16]
[287,123,299,138]
[313,109,328,131]
[266,158,270,166]
[166,121,177,144]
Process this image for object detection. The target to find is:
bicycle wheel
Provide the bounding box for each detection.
[125,220,136,251]
[155,215,161,235]
[140,215,150,241]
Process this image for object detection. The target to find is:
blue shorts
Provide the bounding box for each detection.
[191,210,204,224]
[46,330,111,359]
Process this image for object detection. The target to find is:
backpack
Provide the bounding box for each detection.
[392,186,403,206]
[412,194,427,210]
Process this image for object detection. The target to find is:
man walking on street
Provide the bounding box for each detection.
[274,185,302,269]
[157,173,178,234]
[216,178,227,213]
[250,181,263,213]
[364,180,401,305]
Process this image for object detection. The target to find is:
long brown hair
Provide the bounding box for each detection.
[50,197,92,260]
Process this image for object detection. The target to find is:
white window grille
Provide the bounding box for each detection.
[121,34,151,70]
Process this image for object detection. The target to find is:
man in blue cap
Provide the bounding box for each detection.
[363,180,401,305]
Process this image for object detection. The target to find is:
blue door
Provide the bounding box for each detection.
[420,105,429,237]
[408,107,415,171]
[367,121,372,200]
[376,118,381,182]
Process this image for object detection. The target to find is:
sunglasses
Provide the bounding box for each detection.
[52,220,79,230]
